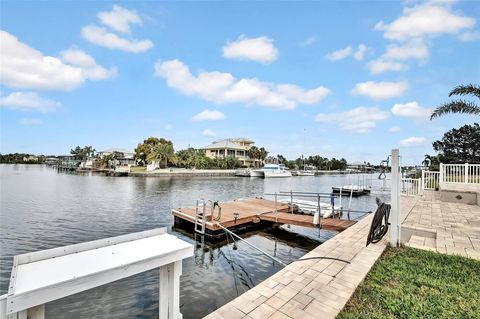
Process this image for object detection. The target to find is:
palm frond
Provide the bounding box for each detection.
[449,84,480,99]
[430,100,480,120]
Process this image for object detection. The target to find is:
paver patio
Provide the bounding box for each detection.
[402,190,480,260]
[204,191,480,318]
[204,212,387,319]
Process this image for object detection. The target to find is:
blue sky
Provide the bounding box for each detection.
[1,0,479,165]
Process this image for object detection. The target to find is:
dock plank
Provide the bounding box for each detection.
[172,198,356,233]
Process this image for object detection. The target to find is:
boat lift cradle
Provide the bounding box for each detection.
[0,228,193,319]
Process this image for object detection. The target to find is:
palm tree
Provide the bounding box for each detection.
[147,143,175,168]
[430,84,480,120]
[258,147,268,164]
[247,146,260,167]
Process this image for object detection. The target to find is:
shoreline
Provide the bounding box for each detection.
[1,164,375,177]
[130,168,237,177]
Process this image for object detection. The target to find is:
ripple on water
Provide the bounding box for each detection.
[0,164,388,318]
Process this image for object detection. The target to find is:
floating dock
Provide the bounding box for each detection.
[332,185,371,197]
[172,198,356,237]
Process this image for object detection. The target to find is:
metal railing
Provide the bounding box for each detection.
[440,163,480,184]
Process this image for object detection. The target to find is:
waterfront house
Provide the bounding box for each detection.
[97,148,135,166]
[200,138,261,167]
[347,161,374,173]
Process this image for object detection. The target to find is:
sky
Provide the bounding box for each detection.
[0,0,479,165]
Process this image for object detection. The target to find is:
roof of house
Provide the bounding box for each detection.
[200,138,254,150]
[99,148,133,155]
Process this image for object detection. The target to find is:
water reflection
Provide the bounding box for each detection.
[0,164,389,318]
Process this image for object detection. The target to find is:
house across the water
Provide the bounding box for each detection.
[200,138,261,167]
[97,148,135,166]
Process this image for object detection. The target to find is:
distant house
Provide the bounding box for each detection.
[200,138,261,167]
[347,161,374,173]
[97,148,135,166]
[22,156,38,162]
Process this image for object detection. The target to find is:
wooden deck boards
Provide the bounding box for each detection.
[172,198,356,233]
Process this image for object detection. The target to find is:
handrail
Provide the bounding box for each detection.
[216,223,287,266]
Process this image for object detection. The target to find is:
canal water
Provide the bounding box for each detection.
[0,164,389,318]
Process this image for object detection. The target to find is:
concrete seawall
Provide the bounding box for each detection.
[129,169,237,177]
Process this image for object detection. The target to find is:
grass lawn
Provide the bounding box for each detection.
[337,246,480,319]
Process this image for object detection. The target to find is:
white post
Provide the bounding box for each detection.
[465,163,469,184]
[0,294,6,319]
[159,261,183,319]
[390,149,401,247]
[27,305,45,319]
[421,170,425,192]
[439,163,444,183]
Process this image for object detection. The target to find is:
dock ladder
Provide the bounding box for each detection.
[194,199,207,234]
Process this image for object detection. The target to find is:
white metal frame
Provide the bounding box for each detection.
[1,228,193,319]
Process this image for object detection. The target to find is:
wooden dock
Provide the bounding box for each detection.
[332,186,371,197]
[172,198,356,236]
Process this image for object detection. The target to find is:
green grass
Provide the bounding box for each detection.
[337,246,480,319]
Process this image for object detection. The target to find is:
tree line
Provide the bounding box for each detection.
[0,153,46,164]
[425,84,480,170]
[132,137,350,170]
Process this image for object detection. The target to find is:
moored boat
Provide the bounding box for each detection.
[280,199,338,218]
[235,168,251,177]
[296,170,315,176]
[249,169,264,177]
[262,164,292,178]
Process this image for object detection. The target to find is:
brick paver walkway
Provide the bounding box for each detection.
[204,213,386,319]
[402,191,480,260]
[204,192,480,318]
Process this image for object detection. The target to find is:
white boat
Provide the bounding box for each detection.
[249,169,264,178]
[235,169,251,177]
[262,164,292,178]
[296,170,315,176]
[280,199,336,218]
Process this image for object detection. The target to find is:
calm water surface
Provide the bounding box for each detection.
[0,164,389,318]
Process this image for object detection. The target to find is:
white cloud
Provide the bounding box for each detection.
[391,101,431,120]
[222,35,278,63]
[19,118,43,126]
[202,129,216,137]
[60,48,117,80]
[383,39,429,61]
[367,40,428,74]
[154,59,331,110]
[375,2,476,41]
[400,136,427,147]
[315,106,389,133]
[353,44,369,61]
[458,31,480,41]
[192,109,226,121]
[82,25,153,53]
[0,92,60,112]
[351,81,408,100]
[0,30,114,91]
[367,59,408,74]
[97,5,141,34]
[326,46,352,60]
[164,124,173,131]
[300,36,317,47]
[389,126,401,132]
[1,31,79,90]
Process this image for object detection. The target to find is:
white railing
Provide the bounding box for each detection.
[422,171,440,190]
[440,163,480,184]
[401,178,421,196]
